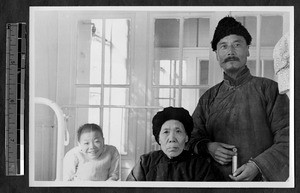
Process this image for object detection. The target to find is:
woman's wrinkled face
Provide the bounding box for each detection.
[78,130,104,160]
[159,120,188,159]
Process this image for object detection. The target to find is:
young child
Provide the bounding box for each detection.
[63,123,120,181]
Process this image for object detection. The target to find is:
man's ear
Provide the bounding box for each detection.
[77,142,83,151]
[247,46,250,57]
[215,51,219,61]
[185,135,189,143]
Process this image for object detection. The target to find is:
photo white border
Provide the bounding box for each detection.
[29,6,294,188]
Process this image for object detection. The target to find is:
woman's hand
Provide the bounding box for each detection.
[207,142,236,165]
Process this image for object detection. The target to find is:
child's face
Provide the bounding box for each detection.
[78,130,104,160]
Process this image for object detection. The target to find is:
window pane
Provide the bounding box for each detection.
[155,19,180,47]
[182,17,210,86]
[154,60,180,85]
[103,108,128,154]
[236,16,283,47]
[200,60,209,85]
[154,19,180,86]
[155,88,179,107]
[181,57,195,85]
[104,88,129,105]
[261,16,283,47]
[77,20,102,84]
[182,59,209,85]
[76,108,100,126]
[76,87,101,105]
[104,19,130,84]
[77,19,130,85]
[263,60,275,80]
[183,18,210,47]
[89,20,103,84]
[182,89,207,114]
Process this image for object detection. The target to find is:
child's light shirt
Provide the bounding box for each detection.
[63,145,120,181]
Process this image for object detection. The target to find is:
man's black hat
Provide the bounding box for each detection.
[211,16,252,51]
[152,106,193,144]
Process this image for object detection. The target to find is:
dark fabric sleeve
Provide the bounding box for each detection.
[201,157,224,181]
[253,81,289,181]
[126,156,147,181]
[186,97,211,155]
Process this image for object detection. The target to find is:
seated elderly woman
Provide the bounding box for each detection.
[126,107,220,181]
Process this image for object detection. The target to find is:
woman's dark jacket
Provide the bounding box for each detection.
[126,150,221,181]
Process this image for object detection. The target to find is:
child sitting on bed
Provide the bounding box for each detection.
[63,123,120,181]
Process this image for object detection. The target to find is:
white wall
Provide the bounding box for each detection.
[34,11,59,181]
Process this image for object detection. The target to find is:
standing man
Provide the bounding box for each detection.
[187,16,289,181]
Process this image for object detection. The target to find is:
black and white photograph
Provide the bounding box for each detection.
[28,6,294,188]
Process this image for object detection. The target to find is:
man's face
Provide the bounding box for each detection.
[216,34,249,74]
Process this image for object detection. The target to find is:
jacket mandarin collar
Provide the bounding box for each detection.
[161,150,189,162]
[223,66,252,87]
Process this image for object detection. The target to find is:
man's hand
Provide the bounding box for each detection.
[229,161,259,181]
[207,142,236,165]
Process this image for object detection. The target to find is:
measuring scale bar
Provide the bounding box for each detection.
[5,23,26,176]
